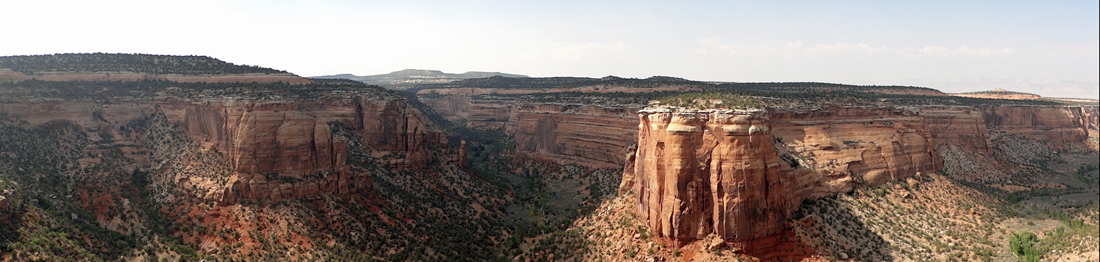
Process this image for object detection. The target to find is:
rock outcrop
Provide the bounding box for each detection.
[508,104,641,169]
[978,105,1095,151]
[625,104,1098,247]
[418,87,691,168]
[631,108,800,245]
[770,106,938,188]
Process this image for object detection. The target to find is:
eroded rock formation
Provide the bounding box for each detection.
[624,104,1098,246]
[508,104,641,168]
[0,94,454,206]
[631,109,798,243]
[771,106,938,187]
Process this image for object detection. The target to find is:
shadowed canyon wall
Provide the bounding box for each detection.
[420,92,642,169]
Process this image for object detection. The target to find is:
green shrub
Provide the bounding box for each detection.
[1009,231,1040,261]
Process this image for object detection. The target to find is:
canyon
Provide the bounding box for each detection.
[1,54,1097,261]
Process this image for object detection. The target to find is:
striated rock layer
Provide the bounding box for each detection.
[508,104,641,169]
[0,95,453,205]
[771,106,939,188]
[978,105,1095,151]
[421,94,642,168]
[631,109,802,245]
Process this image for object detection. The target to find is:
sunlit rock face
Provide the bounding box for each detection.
[632,108,794,242]
[770,106,939,187]
[626,104,1098,248]
[628,106,945,248]
[977,105,1095,151]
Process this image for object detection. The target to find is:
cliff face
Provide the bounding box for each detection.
[0,95,451,206]
[508,104,641,169]
[979,105,1095,151]
[1082,106,1100,149]
[770,106,938,188]
[632,109,798,243]
[921,106,994,153]
[167,98,445,174]
[420,94,642,168]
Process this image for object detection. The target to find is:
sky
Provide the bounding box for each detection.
[2,0,1097,99]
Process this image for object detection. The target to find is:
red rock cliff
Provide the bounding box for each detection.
[508,104,641,169]
[0,95,452,205]
[978,105,1094,151]
[632,108,799,243]
[770,106,939,187]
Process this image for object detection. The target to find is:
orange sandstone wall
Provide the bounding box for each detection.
[420,94,641,168]
[978,105,1093,151]
[632,109,797,243]
[921,106,993,153]
[629,107,942,245]
[0,96,452,204]
[770,106,938,186]
[508,104,641,169]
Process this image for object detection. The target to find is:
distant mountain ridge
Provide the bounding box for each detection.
[311,69,527,90]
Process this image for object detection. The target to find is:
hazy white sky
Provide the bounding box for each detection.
[2,0,1097,98]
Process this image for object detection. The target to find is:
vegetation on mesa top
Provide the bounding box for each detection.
[716,82,942,94]
[466,84,1064,107]
[0,79,397,100]
[959,88,1040,97]
[0,53,289,75]
[417,75,942,95]
[652,92,763,109]
[414,75,709,90]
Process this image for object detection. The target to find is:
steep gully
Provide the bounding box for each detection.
[418,90,1099,248]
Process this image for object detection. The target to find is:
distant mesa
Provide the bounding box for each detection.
[950,88,1042,100]
[311,69,528,90]
[0,53,311,84]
